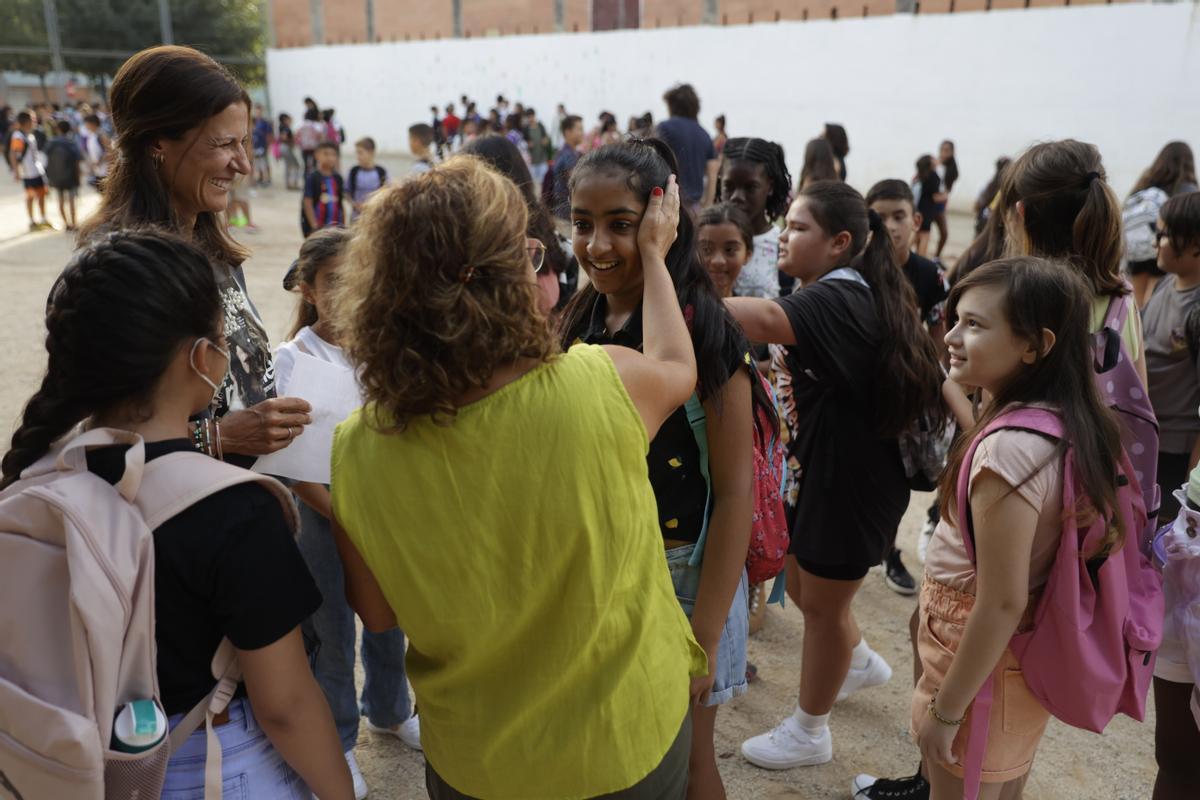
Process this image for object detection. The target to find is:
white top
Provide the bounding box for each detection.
[733,225,782,300]
[274,326,349,395]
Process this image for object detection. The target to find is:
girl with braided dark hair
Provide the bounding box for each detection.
[2,230,352,798]
[717,136,792,299]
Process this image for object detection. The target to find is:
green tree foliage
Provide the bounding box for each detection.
[2,0,264,82]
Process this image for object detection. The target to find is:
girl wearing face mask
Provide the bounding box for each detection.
[1,231,353,800]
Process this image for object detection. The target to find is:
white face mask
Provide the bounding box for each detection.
[189,337,231,407]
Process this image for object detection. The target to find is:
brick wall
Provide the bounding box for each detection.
[270,0,1129,47]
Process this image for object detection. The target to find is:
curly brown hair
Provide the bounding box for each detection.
[334,155,559,431]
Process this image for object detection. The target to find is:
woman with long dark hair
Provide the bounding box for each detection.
[72,46,311,467]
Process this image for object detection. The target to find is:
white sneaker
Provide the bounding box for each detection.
[345,751,368,800]
[837,650,893,702]
[741,713,832,769]
[366,713,421,751]
[917,519,935,563]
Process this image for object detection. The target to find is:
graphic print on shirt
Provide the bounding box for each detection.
[215,267,275,414]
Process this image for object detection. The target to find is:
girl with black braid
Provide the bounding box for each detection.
[716,137,792,298]
[1,230,353,799]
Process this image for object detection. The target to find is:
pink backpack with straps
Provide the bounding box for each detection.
[0,428,297,800]
[1093,290,1160,554]
[954,408,1163,800]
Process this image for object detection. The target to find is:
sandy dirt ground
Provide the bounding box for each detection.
[0,161,1157,799]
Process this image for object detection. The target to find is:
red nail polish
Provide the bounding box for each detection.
[652,187,664,197]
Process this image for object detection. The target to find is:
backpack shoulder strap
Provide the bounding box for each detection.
[133,451,298,534]
[684,393,712,567]
[955,408,1063,562]
[1103,287,1131,332]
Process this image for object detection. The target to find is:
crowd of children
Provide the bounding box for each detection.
[6,70,1200,800]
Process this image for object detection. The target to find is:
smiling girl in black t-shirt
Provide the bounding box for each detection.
[1,231,352,800]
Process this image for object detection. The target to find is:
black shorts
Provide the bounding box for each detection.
[23,176,46,190]
[794,557,871,582]
[1128,258,1164,278]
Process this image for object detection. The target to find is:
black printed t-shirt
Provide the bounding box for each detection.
[87,439,321,715]
[775,275,910,569]
[902,252,949,327]
[569,295,746,544]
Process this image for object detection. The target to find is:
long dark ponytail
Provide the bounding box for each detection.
[1,229,222,489]
[558,138,778,435]
[801,180,944,438]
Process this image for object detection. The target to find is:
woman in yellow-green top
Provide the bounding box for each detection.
[327,156,708,799]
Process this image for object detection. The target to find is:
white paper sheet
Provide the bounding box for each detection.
[253,351,361,484]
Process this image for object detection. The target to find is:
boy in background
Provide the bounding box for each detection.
[348,137,388,221]
[302,141,345,237]
[8,110,52,231]
[409,124,435,174]
[524,108,552,187]
[43,119,84,231]
[551,114,584,222]
[1144,191,1200,521]
[865,179,950,596]
[81,113,110,192]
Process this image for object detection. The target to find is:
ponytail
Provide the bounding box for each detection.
[800,181,944,438]
[1002,140,1125,298]
[1,230,222,489]
[859,209,944,437]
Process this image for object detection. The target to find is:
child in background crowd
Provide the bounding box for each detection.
[302,142,345,237]
[697,203,754,300]
[717,137,792,299]
[798,138,838,190]
[278,113,302,190]
[1124,142,1198,308]
[408,124,435,174]
[277,229,420,800]
[252,104,274,187]
[913,258,1132,800]
[347,138,388,222]
[8,110,52,231]
[81,112,110,192]
[226,175,258,234]
[727,182,944,772]
[932,140,959,259]
[974,156,1010,236]
[913,155,944,257]
[1142,191,1200,522]
[524,107,552,186]
[824,123,849,181]
[713,115,727,155]
[0,230,353,800]
[297,109,325,178]
[43,119,84,232]
[560,139,774,798]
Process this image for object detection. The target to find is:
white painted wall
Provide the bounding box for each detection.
[268,3,1200,209]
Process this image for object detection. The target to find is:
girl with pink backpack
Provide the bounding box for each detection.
[914,258,1159,800]
[0,231,353,800]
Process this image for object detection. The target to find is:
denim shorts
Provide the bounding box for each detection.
[666,544,749,706]
[162,698,311,799]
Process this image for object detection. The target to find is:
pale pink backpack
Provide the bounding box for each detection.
[0,428,298,800]
[954,408,1163,800]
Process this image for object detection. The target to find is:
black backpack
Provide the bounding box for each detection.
[45,139,79,188]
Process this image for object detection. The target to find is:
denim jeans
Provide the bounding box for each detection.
[296,497,411,752]
[163,698,310,799]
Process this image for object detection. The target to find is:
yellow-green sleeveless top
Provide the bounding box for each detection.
[331,344,707,799]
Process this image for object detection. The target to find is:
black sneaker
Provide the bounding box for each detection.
[884,549,917,596]
[851,772,930,799]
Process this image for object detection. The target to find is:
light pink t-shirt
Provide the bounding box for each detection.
[925,429,1064,595]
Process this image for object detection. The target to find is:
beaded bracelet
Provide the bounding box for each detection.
[191,419,223,460]
[927,691,966,727]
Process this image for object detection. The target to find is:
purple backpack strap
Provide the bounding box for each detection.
[953,407,1063,799]
[1103,291,1129,332]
